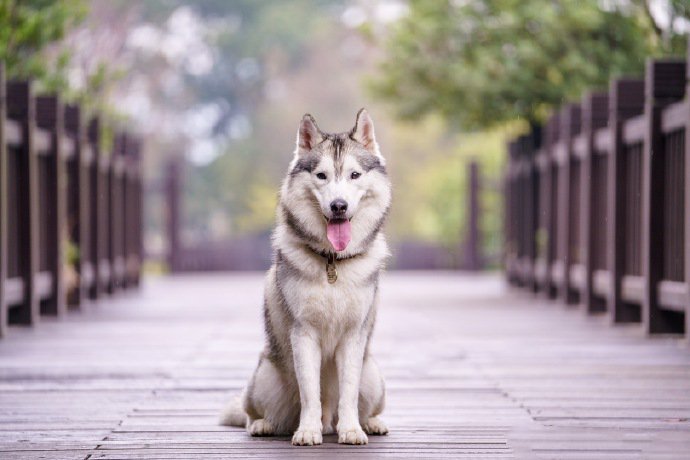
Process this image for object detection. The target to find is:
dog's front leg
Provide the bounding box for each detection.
[291,327,322,446]
[335,332,368,445]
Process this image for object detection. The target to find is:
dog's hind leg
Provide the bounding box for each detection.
[244,355,299,436]
[358,355,388,435]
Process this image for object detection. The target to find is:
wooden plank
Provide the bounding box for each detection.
[33,128,51,154]
[34,271,52,300]
[550,260,564,287]
[4,277,24,306]
[572,134,587,159]
[621,275,644,304]
[660,100,688,134]
[59,135,75,160]
[1,273,690,457]
[568,263,585,292]
[3,120,21,147]
[594,127,612,154]
[622,115,646,144]
[592,270,611,298]
[657,280,687,312]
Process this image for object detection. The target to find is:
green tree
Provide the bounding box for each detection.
[0,0,87,92]
[369,0,688,128]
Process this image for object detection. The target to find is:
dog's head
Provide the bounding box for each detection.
[279,109,391,254]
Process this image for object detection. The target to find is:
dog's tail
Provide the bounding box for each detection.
[219,394,248,427]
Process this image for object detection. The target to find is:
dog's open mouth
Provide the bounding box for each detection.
[326,218,351,252]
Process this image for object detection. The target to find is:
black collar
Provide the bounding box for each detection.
[306,244,361,262]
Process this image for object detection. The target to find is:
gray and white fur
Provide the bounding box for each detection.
[219,109,391,446]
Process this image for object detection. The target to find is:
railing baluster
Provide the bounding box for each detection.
[6,79,39,325]
[0,64,6,336]
[35,95,66,316]
[642,59,687,334]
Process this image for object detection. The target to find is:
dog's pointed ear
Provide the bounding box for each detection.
[296,114,322,154]
[351,108,379,154]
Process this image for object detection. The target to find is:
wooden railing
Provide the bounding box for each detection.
[504,53,689,337]
[0,63,144,337]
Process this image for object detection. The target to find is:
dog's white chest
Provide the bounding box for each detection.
[297,278,371,326]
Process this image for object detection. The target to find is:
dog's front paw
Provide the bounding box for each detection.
[363,417,388,435]
[248,419,274,436]
[292,428,322,446]
[338,425,368,445]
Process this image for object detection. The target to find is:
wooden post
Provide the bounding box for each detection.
[505,141,516,283]
[516,136,527,284]
[99,135,112,294]
[136,140,144,284]
[463,161,482,270]
[35,95,66,316]
[166,159,181,273]
[608,79,645,323]
[134,138,143,285]
[535,125,553,297]
[109,132,125,291]
[87,117,102,300]
[503,168,509,280]
[120,134,129,289]
[686,49,690,340]
[641,59,686,334]
[124,136,143,287]
[527,127,541,292]
[546,113,561,299]
[557,104,582,305]
[581,92,609,313]
[65,104,88,306]
[0,64,6,336]
[6,80,39,325]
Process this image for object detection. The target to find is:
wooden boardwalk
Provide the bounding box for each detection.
[0,272,689,459]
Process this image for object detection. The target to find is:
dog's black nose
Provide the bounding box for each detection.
[330,199,348,216]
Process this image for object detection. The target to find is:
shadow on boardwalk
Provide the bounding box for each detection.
[0,272,689,459]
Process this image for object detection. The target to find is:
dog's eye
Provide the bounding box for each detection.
[316,172,327,180]
[350,171,361,180]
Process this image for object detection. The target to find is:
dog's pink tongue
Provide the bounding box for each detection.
[326,219,351,252]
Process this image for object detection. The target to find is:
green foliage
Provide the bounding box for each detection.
[369,0,688,128]
[0,0,87,90]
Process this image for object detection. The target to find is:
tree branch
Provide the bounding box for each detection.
[641,0,663,42]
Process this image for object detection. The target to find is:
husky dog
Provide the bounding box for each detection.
[219,109,391,446]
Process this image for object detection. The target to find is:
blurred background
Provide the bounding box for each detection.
[3,0,687,272]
